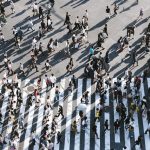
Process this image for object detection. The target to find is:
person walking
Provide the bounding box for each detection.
[45,60,51,72]
[114,3,119,15]
[10,0,15,14]
[39,6,44,19]
[27,19,34,31]
[55,105,64,119]
[56,131,62,144]
[114,119,120,133]
[64,12,70,25]
[92,123,99,139]
[106,6,111,19]
[104,119,109,132]
[103,24,108,37]
[131,49,138,67]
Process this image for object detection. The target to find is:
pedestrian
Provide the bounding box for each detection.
[10,0,15,14]
[41,19,46,35]
[56,131,62,144]
[47,15,53,31]
[103,24,108,37]
[19,63,25,75]
[137,8,144,21]
[38,42,43,53]
[56,105,64,119]
[64,12,70,25]
[82,116,88,130]
[104,119,109,132]
[55,86,60,101]
[114,119,120,133]
[32,2,38,16]
[131,49,138,67]
[106,6,111,19]
[92,123,99,139]
[114,3,119,15]
[145,123,150,136]
[71,121,78,134]
[133,135,143,148]
[45,60,51,72]
[27,19,34,31]
[39,6,44,19]
[49,74,56,87]
[65,40,70,55]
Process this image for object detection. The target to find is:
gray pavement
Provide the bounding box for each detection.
[0,0,150,150]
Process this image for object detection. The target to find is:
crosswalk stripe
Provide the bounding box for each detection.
[147,78,150,88]
[33,79,47,150]
[121,78,131,149]
[63,83,74,150]
[105,112,110,150]
[54,79,65,150]
[1,78,150,149]
[95,93,100,150]
[74,79,83,150]
[84,79,91,150]
[112,78,120,143]
[23,80,37,150]
[3,80,21,150]
[0,84,9,134]
[16,79,30,149]
[130,78,140,143]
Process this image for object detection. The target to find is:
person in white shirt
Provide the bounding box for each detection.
[10,0,15,14]
[49,74,56,87]
[74,16,80,30]
[32,37,37,49]
[7,61,13,75]
[32,2,38,16]
[27,19,34,31]
[85,10,88,20]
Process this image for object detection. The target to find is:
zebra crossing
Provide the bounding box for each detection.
[0,78,150,150]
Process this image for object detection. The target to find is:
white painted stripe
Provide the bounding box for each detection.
[23,80,37,150]
[105,113,110,150]
[47,86,56,133]
[147,78,150,89]
[84,79,91,150]
[64,84,74,150]
[142,78,150,150]
[130,78,139,141]
[3,79,21,150]
[16,79,30,149]
[74,79,83,150]
[121,78,131,149]
[0,86,9,134]
[54,79,65,150]
[95,93,100,150]
[33,79,47,150]
[112,78,120,143]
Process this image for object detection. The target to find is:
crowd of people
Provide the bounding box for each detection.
[0,0,150,150]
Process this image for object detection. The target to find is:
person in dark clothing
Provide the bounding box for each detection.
[104,119,109,132]
[103,24,108,37]
[57,131,62,144]
[39,6,44,19]
[106,6,111,19]
[133,135,143,148]
[64,12,70,25]
[71,75,76,88]
[92,124,99,139]
[131,50,138,67]
[114,119,120,133]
